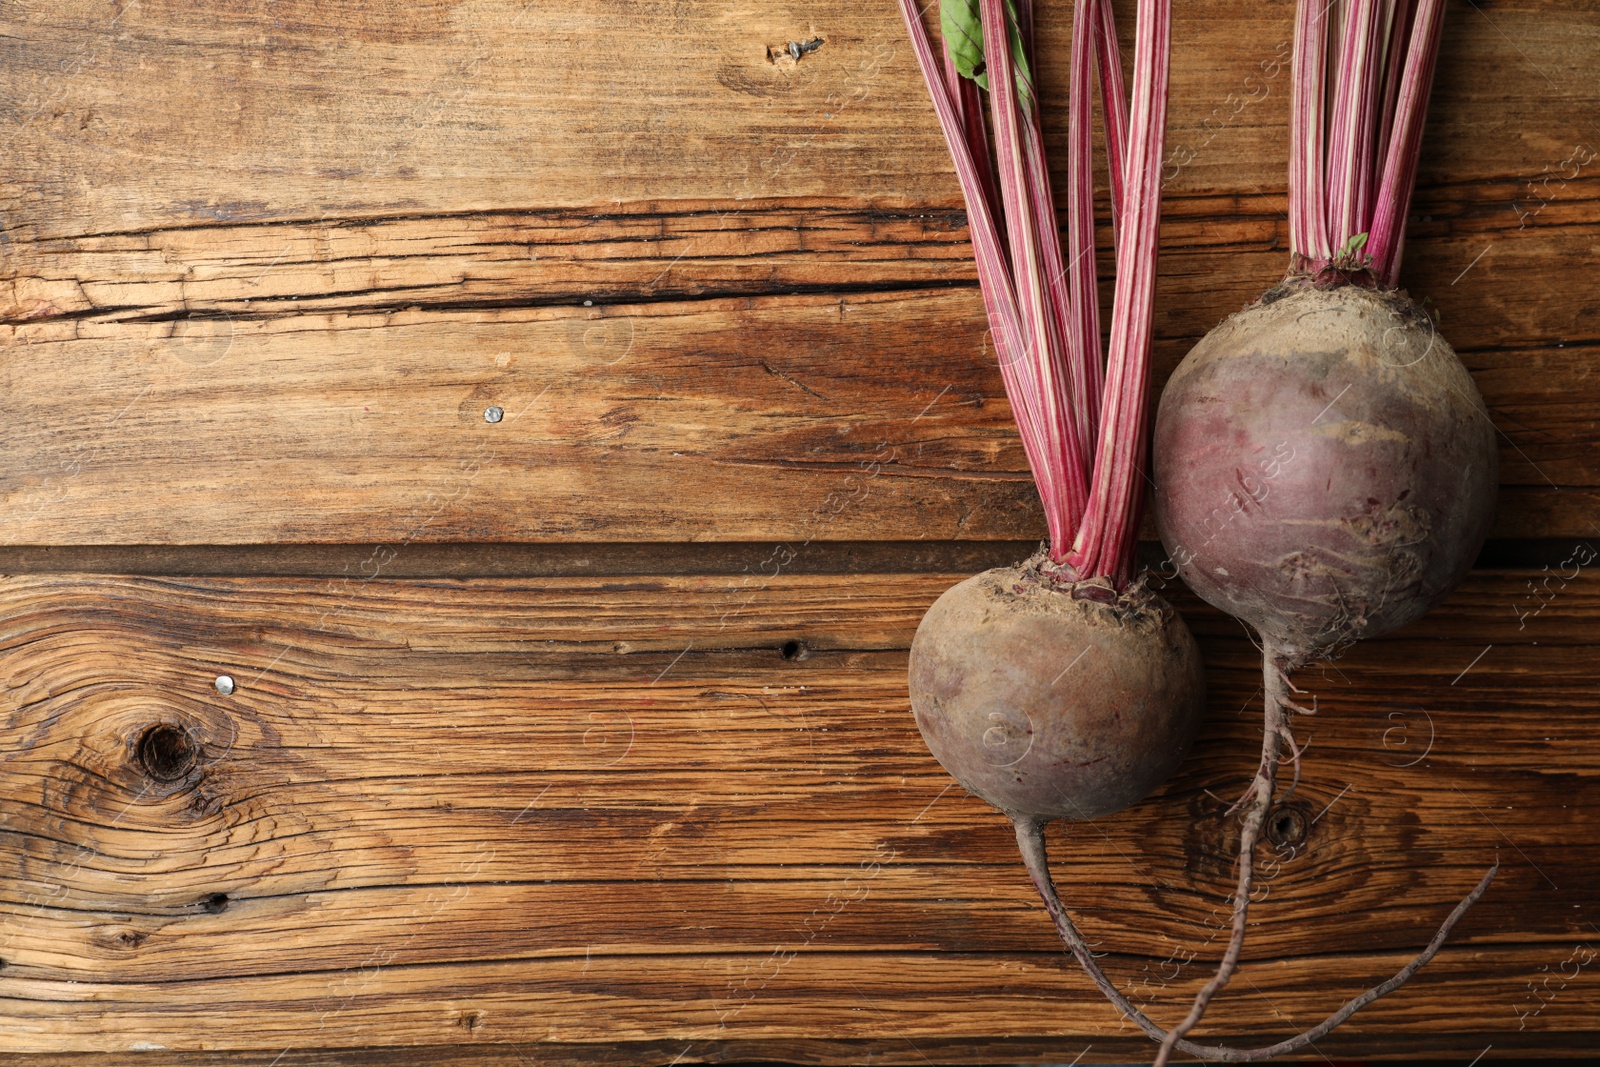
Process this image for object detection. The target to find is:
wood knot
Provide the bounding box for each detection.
[95,926,151,952]
[1265,803,1310,849]
[456,1009,485,1030]
[188,790,224,816]
[136,723,197,782]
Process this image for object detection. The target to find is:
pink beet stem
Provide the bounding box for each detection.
[1062,0,1109,482]
[943,50,1002,236]
[1066,0,1171,587]
[1016,4,1096,503]
[979,0,1061,548]
[1371,0,1414,176]
[897,2,1032,456]
[900,0,1169,586]
[1324,0,1388,256]
[1369,0,1446,284]
[1289,0,1332,267]
[1290,0,1447,279]
[1095,0,1130,232]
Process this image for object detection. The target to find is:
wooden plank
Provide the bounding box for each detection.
[0,949,1595,1056]
[0,1,1590,232]
[6,1028,1600,1067]
[0,289,1044,544]
[2,202,1596,542]
[0,570,1596,1054]
[6,184,1596,397]
[0,541,1040,579]
[3,182,1591,330]
[0,537,1584,580]
[0,202,977,321]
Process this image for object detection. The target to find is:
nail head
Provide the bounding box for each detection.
[484,406,504,424]
[214,675,235,695]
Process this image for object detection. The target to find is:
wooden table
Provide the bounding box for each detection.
[1,0,1596,1061]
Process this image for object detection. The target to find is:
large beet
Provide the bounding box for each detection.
[1153,283,1498,664]
[908,556,1205,821]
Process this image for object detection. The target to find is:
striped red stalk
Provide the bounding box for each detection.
[1095,0,1130,231]
[1290,0,1449,282]
[1289,0,1332,268]
[897,0,1173,588]
[1064,0,1171,587]
[1369,0,1446,283]
[1325,0,1388,254]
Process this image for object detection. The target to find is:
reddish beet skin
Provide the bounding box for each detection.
[1153,284,1498,663]
[908,557,1206,821]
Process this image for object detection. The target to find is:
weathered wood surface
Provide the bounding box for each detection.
[0,570,1596,1057]
[3,0,1599,1060]
[2,1,1598,542]
[0,1,1591,226]
[0,288,1049,545]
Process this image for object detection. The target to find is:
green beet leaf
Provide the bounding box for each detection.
[940,0,989,89]
[939,0,1034,108]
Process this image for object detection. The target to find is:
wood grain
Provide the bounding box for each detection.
[0,289,1046,544]
[1,203,1595,542]
[0,570,1595,1055]
[0,0,1591,229]
[3,0,1599,1059]
[8,1030,1600,1067]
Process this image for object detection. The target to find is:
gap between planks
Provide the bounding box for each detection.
[0,539,1584,578]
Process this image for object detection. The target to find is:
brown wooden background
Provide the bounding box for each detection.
[2,0,1597,1062]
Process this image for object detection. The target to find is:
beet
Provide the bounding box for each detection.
[1153,282,1498,665]
[909,556,1205,822]
[1128,0,1514,1053]
[1142,280,1501,1067]
[901,0,1509,1057]
[887,0,1485,1059]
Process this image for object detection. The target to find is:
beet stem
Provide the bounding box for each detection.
[898,0,1087,549]
[1368,0,1446,284]
[1064,0,1108,475]
[1288,0,1449,281]
[899,0,1170,585]
[1063,0,1172,586]
[1324,0,1388,253]
[1288,0,1331,267]
[1093,0,1129,234]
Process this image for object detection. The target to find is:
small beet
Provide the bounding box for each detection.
[909,556,1205,822]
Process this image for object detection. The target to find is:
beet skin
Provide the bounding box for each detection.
[908,558,1205,821]
[1152,284,1498,663]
